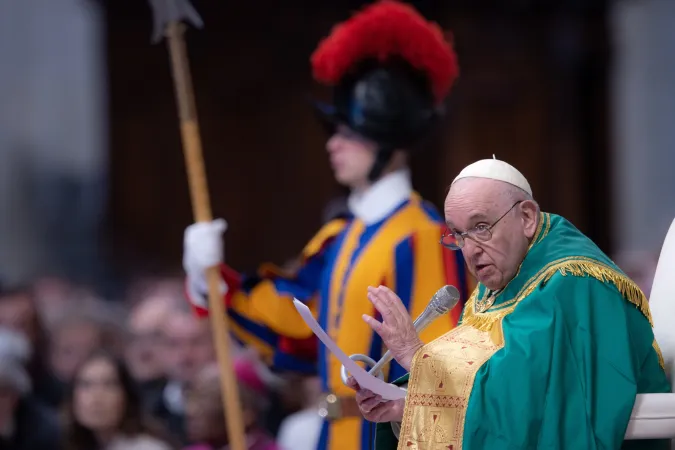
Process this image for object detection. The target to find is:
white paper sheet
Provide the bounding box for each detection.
[293,299,406,400]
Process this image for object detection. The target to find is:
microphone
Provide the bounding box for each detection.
[367,285,461,376]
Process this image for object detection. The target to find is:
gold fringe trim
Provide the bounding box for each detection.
[461,289,512,334]
[463,304,510,333]
[542,259,653,327]
[653,339,666,371]
[463,258,655,336]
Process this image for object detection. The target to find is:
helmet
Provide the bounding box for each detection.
[311,0,460,181]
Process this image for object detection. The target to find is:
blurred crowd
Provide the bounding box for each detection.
[0,248,659,450]
[0,193,661,450]
[0,275,323,450]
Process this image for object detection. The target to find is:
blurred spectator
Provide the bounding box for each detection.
[124,295,175,407]
[261,372,306,438]
[0,326,61,449]
[48,304,124,386]
[63,350,176,450]
[30,275,76,325]
[184,359,278,450]
[124,276,185,310]
[148,306,215,445]
[276,376,322,450]
[0,285,63,407]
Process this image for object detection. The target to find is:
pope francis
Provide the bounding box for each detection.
[347,158,671,449]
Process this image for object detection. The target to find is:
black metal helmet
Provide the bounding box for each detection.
[311,0,459,181]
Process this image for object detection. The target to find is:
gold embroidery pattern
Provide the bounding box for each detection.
[473,293,495,313]
[544,258,653,324]
[463,255,654,337]
[466,212,651,330]
[397,326,502,450]
[535,212,551,245]
[394,211,660,449]
[406,394,467,408]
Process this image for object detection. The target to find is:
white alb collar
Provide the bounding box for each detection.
[348,169,412,225]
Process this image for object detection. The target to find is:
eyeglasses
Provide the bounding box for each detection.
[440,201,522,250]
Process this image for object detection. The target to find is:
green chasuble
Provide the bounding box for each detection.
[375,212,671,450]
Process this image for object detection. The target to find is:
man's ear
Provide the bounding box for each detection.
[520,200,539,239]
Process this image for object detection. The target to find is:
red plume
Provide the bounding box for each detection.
[310,0,459,105]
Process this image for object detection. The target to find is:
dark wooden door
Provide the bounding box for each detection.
[104,0,612,279]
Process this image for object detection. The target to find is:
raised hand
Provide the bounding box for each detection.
[362,285,423,371]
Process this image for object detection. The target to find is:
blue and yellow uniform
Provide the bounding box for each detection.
[188,2,466,448]
[188,171,470,450]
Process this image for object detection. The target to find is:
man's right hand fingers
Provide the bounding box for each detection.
[368,403,391,423]
[362,314,383,333]
[346,376,360,390]
[359,395,384,414]
[379,286,410,318]
[355,388,377,403]
[367,287,395,323]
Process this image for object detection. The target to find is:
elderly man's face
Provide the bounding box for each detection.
[124,296,173,382]
[185,365,227,444]
[185,363,260,445]
[444,178,538,290]
[0,293,37,344]
[159,312,215,384]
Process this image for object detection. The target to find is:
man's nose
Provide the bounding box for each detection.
[462,239,483,259]
[326,134,342,153]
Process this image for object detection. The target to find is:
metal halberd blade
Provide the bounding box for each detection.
[148,0,204,43]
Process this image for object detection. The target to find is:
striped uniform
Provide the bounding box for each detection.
[188,175,470,450]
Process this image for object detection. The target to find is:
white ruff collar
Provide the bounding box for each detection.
[348,170,412,225]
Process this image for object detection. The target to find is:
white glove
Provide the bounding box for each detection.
[183,219,229,306]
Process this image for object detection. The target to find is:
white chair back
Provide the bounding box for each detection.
[650,218,675,383]
[628,218,675,445]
